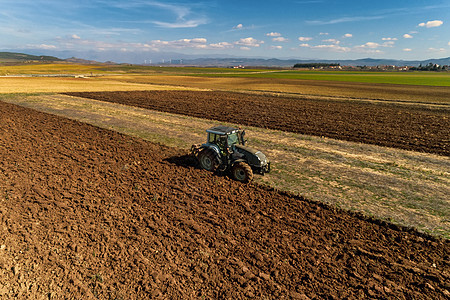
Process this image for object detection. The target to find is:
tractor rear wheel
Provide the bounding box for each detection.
[198,148,220,171]
[232,162,253,183]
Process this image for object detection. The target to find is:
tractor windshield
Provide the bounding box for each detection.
[227,132,239,146]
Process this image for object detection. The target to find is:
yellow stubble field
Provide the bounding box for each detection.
[0,76,202,94]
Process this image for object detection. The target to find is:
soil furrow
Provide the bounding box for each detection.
[0,100,448,298]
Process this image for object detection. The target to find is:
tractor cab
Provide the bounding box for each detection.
[191,125,270,182]
[206,125,245,153]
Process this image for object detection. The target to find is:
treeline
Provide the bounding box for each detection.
[293,63,340,68]
[410,63,448,71]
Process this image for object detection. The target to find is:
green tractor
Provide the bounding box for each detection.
[191,125,270,182]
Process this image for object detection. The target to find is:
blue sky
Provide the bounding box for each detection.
[1,0,449,62]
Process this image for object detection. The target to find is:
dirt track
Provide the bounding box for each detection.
[1,100,449,298]
[66,91,450,156]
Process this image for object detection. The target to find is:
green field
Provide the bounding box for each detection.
[1,63,449,87]
[192,70,450,86]
[100,66,450,87]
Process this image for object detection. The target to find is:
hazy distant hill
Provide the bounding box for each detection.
[1,51,449,68]
[64,57,108,64]
[0,52,61,63]
[176,57,450,67]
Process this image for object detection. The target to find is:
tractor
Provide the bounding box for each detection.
[191,125,270,182]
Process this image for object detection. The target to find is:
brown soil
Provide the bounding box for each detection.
[66,91,450,156]
[1,100,449,299]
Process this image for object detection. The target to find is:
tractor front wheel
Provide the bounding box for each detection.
[232,162,253,183]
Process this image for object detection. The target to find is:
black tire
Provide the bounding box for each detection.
[198,148,220,171]
[232,162,253,183]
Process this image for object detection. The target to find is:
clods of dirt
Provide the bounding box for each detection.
[0,100,449,299]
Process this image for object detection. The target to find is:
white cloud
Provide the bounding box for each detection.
[403,34,413,39]
[273,37,289,42]
[363,42,379,48]
[307,15,384,25]
[309,44,351,52]
[382,37,397,41]
[71,34,81,39]
[448,41,450,46]
[403,48,412,52]
[266,32,281,37]
[352,42,386,54]
[137,1,208,29]
[54,36,240,52]
[240,47,251,51]
[343,33,352,38]
[357,42,380,49]
[356,49,383,54]
[354,41,394,51]
[91,28,143,36]
[382,41,395,47]
[323,39,340,44]
[298,36,312,41]
[28,44,57,50]
[297,36,398,54]
[235,37,263,47]
[270,45,283,49]
[145,1,191,20]
[319,32,329,35]
[209,42,233,49]
[152,18,207,28]
[149,38,209,49]
[234,24,243,30]
[191,38,207,43]
[300,41,388,54]
[418,20,443,28]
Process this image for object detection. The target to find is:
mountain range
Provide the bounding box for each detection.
[1,51,449,68]
[168,57,450,67]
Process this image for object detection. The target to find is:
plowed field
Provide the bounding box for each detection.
[1,100,449,299]
[66,91,450,156]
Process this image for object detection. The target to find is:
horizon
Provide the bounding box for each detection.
[2,50,450,65]
[1,1,449,63]
[3,50,450,61]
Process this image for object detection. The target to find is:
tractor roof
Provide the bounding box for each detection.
[206,125,239,135]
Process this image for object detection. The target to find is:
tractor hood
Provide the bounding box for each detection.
[234,144,269,168]
[235,144,259,155]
